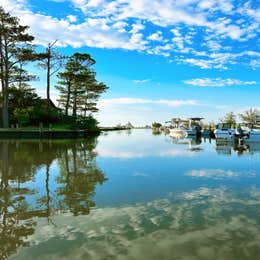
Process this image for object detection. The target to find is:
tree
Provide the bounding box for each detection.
[222,112,236,127]
[6,86,60,126]
[55,71,72,116]
[55,52,108,118]
[8,85,40,109]
[38,40,64,102]
[0,7,34,128]
[239,108,260,127]
[80,81,108,117]
[152,122,162,128]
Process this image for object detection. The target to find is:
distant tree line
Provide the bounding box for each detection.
[0,6,108,129]
[221,109,260,128]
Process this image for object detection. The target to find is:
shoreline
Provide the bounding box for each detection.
[0,127,133,139]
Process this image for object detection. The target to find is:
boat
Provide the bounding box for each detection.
[242,129,260,142]
[168,118,188,138]
[169,127,187,138]
[169,117,204,138]
[185,125,202,137]
[214,123,236,141]
[185,117,203,137]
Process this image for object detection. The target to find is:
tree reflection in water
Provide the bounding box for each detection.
[0,138,106,259]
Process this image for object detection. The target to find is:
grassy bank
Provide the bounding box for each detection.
[0,125,134,139]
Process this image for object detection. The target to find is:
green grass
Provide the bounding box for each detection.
[0,124,74,131]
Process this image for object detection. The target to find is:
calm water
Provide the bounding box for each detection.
[1,129,260,260]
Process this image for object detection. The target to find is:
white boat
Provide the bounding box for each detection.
[169,117,203,138]
[168,118,188,138]
[214,123,236,141]
[242,129,260,142]
[169,127,186,138]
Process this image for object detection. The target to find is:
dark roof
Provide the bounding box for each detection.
[40,99,58,109]
[0,98,60,110]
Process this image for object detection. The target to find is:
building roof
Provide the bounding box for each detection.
[40,99,59,109]
[0,98,60,110]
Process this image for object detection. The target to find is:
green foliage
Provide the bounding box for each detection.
[13,108,31,126]
[55,52,108,117]
[0,8,107,130]
[8,85,40,108]
[222,112,236,128]
[12,106,60,126]
[5,86,59,126]
[30,107,60,125]
[58,114,99,130]
[75,115,99,130]
[0,7,35,127]
[152,122,162,128]
[239,108,260,127]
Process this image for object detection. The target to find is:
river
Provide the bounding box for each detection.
[1,129,260,259]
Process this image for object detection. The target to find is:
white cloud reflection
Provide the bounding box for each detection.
[186,169,256,179]
[13,186,260,260]
[96,131,196,159]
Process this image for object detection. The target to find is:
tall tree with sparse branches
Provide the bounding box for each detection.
[38,40,64,102]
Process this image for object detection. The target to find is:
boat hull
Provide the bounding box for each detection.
[214,129,235,141]
[243,130,260,143]
[169,129,186,138]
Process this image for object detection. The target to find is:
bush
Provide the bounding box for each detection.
[30,106,60,125]
[12,106,60,127]
[56,114,99,130]
[152,122,162,128]
[13,108,31,126]
[72,115,99,130]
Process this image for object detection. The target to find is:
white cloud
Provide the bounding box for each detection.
[133,79,151,84]
[147,31,164,42]
[96,98,200,126]
[180,58,215,69]
[205,40,222,51]
[183,78,257,87]
[98,98,198,108]
[2,0,260,69]
[179,50,260,69]
[67,15,77,23]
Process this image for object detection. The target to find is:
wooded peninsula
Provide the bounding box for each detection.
[0,6,108,132]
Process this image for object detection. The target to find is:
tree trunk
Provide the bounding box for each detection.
[2,35,9,128]
[46,47,51,101]
[0,34,6,128]
[65,80,71,116]
[2,92,9,128]
[73,89,77,117]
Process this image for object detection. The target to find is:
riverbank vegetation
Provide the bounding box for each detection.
[0,6,108,130]
[221,109,260,128]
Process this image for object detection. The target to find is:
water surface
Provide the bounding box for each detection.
[1,129,260,259]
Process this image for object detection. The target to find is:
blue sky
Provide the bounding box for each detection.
[2,0,260,126]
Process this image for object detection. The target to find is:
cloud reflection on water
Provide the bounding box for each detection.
[186,168,256,179]
[96,130,200,159]
[12,186,260,260]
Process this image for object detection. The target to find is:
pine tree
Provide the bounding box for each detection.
[55,52,108,118]
[0,7,34,128]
